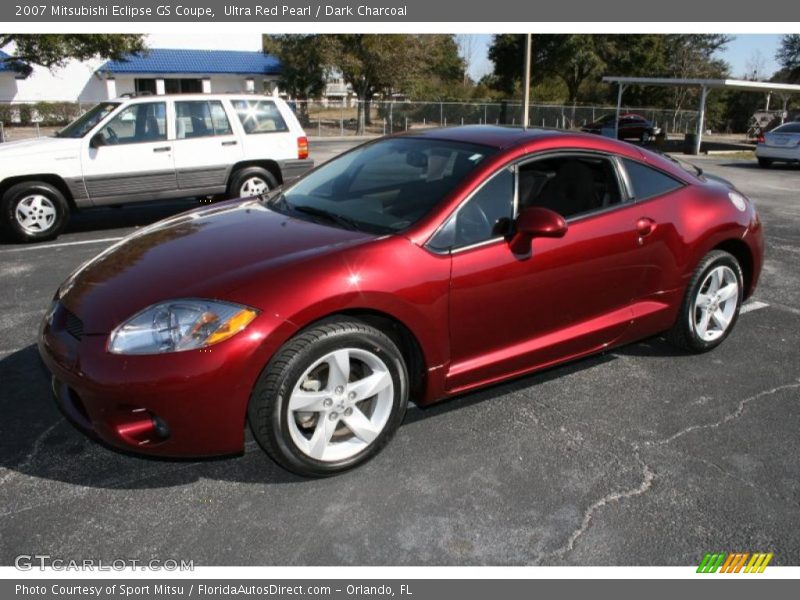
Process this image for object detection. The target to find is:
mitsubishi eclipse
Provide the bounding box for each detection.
[38,126,764,477]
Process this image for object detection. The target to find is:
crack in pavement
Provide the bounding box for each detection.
[538,445,655,564]
[532,379,799,563]
[643,379,800,448]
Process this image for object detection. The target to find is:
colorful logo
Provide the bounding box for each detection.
[697,552,773,573]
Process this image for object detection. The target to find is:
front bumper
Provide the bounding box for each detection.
[37,302,287,457]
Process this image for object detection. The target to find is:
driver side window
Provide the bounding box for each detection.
[96,102,167,146]
[430,168,515,250]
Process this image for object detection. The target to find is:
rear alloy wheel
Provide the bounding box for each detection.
[228,167,278,199]
[248,319,408,477]
[666,250,743,352]
[1,181,70,243]
[757,157,772,168]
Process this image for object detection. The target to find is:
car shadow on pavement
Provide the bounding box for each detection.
[0,337,679,490]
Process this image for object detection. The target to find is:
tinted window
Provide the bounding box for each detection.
[623,158,683,200]
[773,122,800,134]
[275,137,494,234]
[519,155,623,219]
[431,168,515,250]
[231,99,288,133]
[95,102,166,145]
[175,101,232,138]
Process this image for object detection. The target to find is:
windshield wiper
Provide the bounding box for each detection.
[290,204,364,231]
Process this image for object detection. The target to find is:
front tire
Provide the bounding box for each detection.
[666,250,743,353]
[757,157,772,168]
[1,181,70,243]
[248,318,409,477]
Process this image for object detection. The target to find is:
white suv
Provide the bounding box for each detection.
[0,93,313,242]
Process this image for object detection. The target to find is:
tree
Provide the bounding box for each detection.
[776,34,800,82]
[0,34,146,76]
[262,34,327,124]
[456,35,477,85]
[488,34,605,104]
[321,35,421,133]
[404,35,465,99]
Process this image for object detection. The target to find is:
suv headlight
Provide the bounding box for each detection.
[109,299,258,355]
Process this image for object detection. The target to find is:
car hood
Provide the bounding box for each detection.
[59,199,376,333]
[0,136,81,159]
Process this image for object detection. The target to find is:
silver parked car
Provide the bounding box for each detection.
[756,121,800,168]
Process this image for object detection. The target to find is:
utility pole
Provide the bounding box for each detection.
[522,33,531,129]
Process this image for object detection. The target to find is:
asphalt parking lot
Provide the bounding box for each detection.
[0,141,798,566]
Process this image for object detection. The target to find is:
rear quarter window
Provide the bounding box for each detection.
[773,122,800,134]
[623,158,684,201]
[231,99,289,134]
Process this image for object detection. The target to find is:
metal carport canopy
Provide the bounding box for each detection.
[602,76,800,154]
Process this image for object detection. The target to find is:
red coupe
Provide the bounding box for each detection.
[39,126,763,476]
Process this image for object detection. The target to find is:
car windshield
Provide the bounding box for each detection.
[270,137,496,234]
[56,102,120,138]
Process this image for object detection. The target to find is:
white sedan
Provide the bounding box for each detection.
[756,121,800,167]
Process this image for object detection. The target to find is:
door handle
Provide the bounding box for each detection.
[636,217,656,237]
[221,140,238,146]
[153,146,171,153]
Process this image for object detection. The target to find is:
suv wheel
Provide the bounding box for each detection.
[248,318,409,477]
[1,181,70,243]
[757,157,772,168]
[229,167,278,199]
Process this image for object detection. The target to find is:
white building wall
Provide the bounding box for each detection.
[7,59,108,103]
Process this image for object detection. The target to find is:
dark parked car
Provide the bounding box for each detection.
[582,113,661,142]
[40,126,763,477]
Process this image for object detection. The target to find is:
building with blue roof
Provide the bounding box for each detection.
[0,47,283,106]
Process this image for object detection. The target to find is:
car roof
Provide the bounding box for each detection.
[111,93,282,102]
[401,125,567,149]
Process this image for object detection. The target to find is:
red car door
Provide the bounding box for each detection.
[444,153,654,393]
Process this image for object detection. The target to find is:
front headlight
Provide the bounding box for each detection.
[108,299,259,355]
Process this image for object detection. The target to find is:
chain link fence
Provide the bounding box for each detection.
[1,98,700,142]
[296,99,700,137]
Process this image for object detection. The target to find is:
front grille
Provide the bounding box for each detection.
[64,310,84,340]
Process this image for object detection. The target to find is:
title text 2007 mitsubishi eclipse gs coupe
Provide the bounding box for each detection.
[39,126,763,477]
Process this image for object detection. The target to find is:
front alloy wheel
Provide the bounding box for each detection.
[248,319,408,476]
[287,348,395,462]
[692,265,739,342]
[15,194,58,235]
[666,250,743,352]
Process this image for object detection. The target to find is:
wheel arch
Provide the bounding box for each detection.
[0,174,77,210]
[294,308,429,402]
[713,238,754,299]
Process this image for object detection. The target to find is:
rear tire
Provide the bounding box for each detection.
[1,181,70,243]
[248,318,408,477]
[666,250,743,353]
[228,167,278,199]
[757,157,772,168]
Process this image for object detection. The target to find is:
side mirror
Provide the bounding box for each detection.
[89,133,103,149]
[509,206,567,255]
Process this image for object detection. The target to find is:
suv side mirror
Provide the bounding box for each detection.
[509,206,567,255]
[89,133,103,149]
